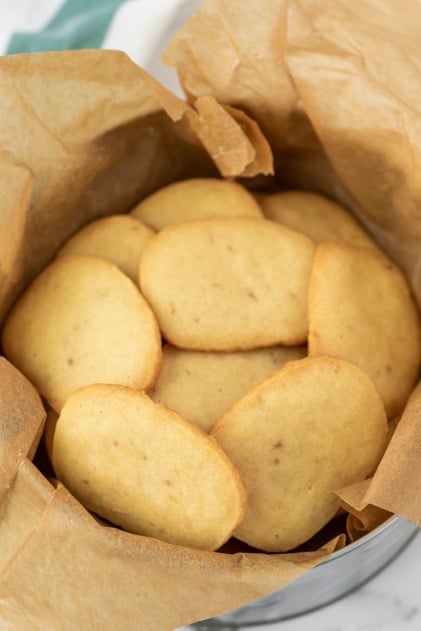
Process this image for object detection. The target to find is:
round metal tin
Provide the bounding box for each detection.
[194,516,418,628]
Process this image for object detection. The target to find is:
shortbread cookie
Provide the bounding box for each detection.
[308,242,421,417]
[57,214,155,283]
[150,344,306,432]
[1,255,162,412]
[52,384,247,551]
[212,356,387,552]
[139,217,315,350]
[259,190,376,248]
[131,178,263,230]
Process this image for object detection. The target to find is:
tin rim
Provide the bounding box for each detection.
[320,514,401,564]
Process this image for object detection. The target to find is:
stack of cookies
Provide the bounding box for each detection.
[2,178,420,552]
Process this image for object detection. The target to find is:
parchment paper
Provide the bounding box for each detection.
[1,0,421,628]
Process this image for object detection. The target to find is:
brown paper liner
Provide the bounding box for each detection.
[1,0,421,627]
[364,384,421,526]
[285,0,421,305]
[0,358,46,505]
[335,479,392,542]
[0,460,341,630]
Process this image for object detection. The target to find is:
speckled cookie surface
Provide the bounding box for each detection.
[139,217,315,350]
[2,255,162,411]
[308,242,421,417]
[212,356,387,552]
[131,177,263,230]
[259,190,376,248]
[57,214,155,282]
[52,384,247,551]
[150,344,306,432]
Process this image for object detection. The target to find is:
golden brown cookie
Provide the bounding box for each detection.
[52,384,247,551]
[2,255,162,412]
[259,190,376,248]
[57,214,155,283]
[150,344,306,432]
[212,356,388,552]
[131,178,263,230]
[308,242,421,417]
[139,217,315,350]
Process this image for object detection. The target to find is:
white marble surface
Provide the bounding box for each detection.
[177,531,420,631]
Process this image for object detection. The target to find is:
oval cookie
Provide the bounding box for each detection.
[150,344,306,432]
[1,255,162,412]
[259,190,376,248]
[131,177,263,230]
[139,217,316,350]
[57,214,155,283]
[308,242,421,417]
[52,384,247,551]
[212,356,388,552]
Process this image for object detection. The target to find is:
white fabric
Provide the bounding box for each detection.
[0,0,201,88]
[0,0,64,54]
[102,0,201,92]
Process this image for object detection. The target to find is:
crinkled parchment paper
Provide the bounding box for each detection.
[1,0,421,628]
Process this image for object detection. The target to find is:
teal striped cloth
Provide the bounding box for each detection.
[0,0,201,73]
[7,0,127,54]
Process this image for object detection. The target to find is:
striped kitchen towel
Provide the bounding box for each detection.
[0,0,201,85]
